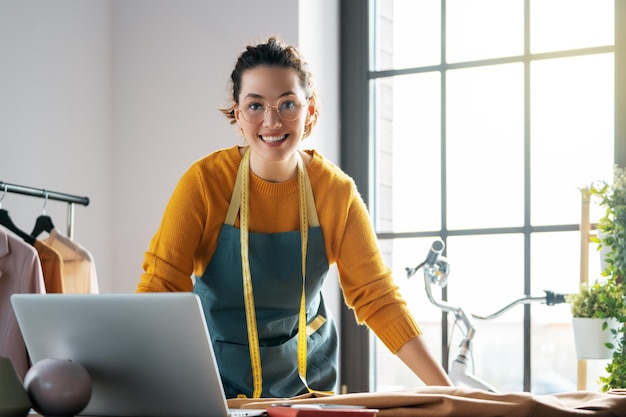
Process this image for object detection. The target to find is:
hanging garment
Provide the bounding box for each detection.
[34,239,64,293]
[44,228,98,293]
[0,225,45,381]
[193,150,338,399]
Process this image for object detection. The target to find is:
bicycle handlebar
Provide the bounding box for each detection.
[406,240,570,322]
[471,290,569,320]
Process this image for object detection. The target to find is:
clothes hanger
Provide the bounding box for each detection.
[31,192,56,238]
[0,185,36,245]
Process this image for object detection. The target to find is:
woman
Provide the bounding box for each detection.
[138,36,452,398]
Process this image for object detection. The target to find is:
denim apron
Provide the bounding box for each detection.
[193,149,338,398]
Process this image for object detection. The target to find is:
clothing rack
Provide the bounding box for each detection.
[0,181,90,239]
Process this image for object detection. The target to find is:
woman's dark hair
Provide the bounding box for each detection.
[220,36,318,138]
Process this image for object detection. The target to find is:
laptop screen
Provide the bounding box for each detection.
[12,293,265,417]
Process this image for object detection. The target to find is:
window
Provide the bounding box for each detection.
[339,0,625,394]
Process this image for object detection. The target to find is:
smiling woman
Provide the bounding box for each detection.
[136,36,451,399]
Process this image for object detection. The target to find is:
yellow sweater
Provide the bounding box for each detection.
[138,146,422,353]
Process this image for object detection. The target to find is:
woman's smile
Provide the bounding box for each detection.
[259,133,288,144]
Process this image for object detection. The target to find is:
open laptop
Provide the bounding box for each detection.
[11,293,267,417]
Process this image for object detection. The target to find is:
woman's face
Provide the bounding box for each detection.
[234,66,314,164]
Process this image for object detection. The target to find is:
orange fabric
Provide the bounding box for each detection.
[34,239,64,293]
[44,228,98,293]
[230,387,626,417]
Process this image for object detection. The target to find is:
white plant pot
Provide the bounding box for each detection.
[572,317,620,360]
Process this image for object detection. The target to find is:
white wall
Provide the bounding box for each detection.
[0,0,114,287]
[0,0,339,301]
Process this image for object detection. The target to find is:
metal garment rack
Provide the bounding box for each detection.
[0,181,90,239]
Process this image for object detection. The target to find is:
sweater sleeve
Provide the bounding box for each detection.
[137,164,208,292]
[335,185,423,353]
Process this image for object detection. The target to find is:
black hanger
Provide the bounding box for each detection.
[0,208,36,245]
[31,191,56,238]
[31,214,55,238]
[0,185,35,245]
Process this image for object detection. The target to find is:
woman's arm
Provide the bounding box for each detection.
[311,159,451,386]
[396,335,453,386]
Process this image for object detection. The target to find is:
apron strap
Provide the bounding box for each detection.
[224,156,245,226]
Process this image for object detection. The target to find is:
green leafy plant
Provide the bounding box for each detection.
[585,165,626,391]
[566,280,625,321]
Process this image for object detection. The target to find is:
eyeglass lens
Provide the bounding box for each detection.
[240,97,303,123]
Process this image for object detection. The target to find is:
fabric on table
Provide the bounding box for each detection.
[229,386,626,417]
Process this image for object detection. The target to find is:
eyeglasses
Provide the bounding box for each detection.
[238,96,306,124]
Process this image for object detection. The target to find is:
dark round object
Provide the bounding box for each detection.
[24,358,92,417]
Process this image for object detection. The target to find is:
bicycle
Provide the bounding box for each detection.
[405,240,568,392]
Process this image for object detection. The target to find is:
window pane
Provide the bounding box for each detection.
[530,232,580,394]
[530,321,578,393]
[446,0,523,63]
[373,73,442,233]
[447,64,524,230]
[531,231,586,297]
[530,54,614,226]
[373,0,441,71]
[446,235,525,392]
[470,321,525,392]
[530,0,614,54]
[446,235,524,314]
[374,237,444,391]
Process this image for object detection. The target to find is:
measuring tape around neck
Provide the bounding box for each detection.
[239,148,321,398]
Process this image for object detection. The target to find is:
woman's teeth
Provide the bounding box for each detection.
[261,135,286,143]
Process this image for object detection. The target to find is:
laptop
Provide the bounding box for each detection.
[11,293,267,417]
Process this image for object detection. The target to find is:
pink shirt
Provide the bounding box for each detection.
[0,226,45,381]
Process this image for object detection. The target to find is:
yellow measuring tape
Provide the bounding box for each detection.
[239,148,263,398]
[238,148,330,398]
[296,154,310,395]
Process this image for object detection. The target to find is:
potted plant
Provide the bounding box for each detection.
[566,280,622,360]
[584,165,626,391]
